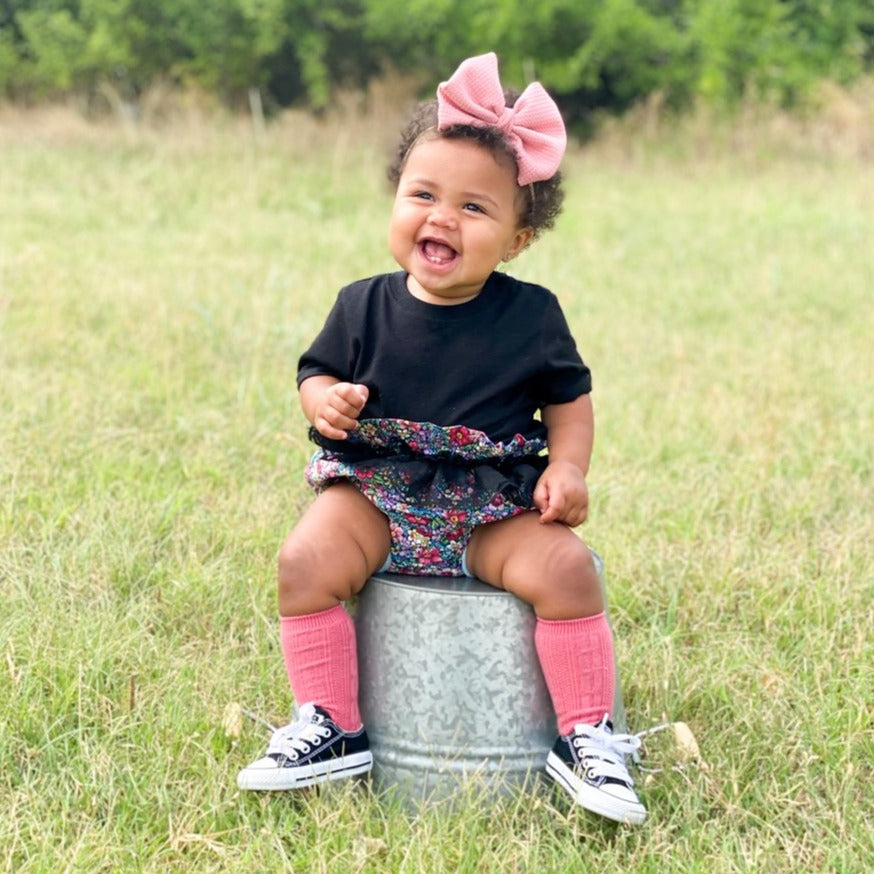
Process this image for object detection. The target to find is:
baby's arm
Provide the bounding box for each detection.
[534,394,594,526]
[300,375,369,440]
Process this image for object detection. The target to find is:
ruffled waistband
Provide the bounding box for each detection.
[310,418,547,463]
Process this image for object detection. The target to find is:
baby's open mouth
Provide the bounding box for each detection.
[420,239,458,265]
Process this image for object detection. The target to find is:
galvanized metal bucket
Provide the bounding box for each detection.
[354,552,626,803]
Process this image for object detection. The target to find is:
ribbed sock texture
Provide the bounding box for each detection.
[279,605,361,732]
[534,611,615,735]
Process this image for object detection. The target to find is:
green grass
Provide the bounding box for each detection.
[1,106,872,872]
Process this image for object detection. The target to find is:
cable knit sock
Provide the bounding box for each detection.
[279,605,361,732]
[534,611,616,736]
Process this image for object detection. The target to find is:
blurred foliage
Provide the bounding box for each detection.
[1,0,872,123]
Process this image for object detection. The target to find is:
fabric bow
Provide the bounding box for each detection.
[437,52,567,186]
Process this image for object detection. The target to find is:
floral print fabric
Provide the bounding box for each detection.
[306,418,548,576]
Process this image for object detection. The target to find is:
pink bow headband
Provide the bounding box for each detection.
[437,52,567,186]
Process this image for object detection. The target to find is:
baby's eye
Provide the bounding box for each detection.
[413,191,434,201]
[463,202,485,213]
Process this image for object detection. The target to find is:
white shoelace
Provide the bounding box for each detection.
[572,718,642,786]
[266,703,333,760]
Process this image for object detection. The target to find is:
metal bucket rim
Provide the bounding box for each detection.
[368,550,602,596]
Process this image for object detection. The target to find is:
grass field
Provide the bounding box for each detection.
[1,104,872,872]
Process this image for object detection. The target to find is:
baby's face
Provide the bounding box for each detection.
[388,135,534,305]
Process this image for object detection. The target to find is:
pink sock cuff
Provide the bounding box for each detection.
[280,604,347,629]
[535,611,607,630]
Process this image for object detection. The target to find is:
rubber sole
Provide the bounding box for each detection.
[546,751,646,825]
[237,750,373,791]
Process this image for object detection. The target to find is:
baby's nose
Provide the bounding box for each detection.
[427,207,457,229]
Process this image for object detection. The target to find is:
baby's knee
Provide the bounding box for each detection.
[546,536,597,580]
[543,539,603,614]
[277,535,337,615]
[278,535,315,587]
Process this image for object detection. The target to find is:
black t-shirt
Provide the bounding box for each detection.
[297,271,591,445]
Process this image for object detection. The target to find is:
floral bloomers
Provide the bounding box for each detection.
[305,419,548,576]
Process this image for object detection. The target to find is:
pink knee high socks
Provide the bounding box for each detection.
[280,605,614,737]
[279,605,361,732]
[534,612,615,736]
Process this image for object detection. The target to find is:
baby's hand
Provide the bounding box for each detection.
[533,461,589,526]
[312,382,369,440]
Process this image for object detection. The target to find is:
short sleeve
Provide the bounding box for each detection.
[531,296,592,407]
[297,293,357,387]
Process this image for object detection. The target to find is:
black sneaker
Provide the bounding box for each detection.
[237,703,373,791]
[546,714,646,824]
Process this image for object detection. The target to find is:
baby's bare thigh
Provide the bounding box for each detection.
[278,484,391,610]
[466,512,601,618]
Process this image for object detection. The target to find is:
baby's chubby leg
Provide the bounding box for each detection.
[465,511,603,619]
[277,482,391,617]
[237,482,386,791]
[468,513,646,824]
[274,482,390,733]
[466,511,614,733]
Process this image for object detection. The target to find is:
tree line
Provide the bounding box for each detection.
[1,0,872,125]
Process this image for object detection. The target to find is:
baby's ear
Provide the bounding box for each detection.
[504,226,535,261]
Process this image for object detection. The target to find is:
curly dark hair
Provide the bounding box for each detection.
[387,94,565,237]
